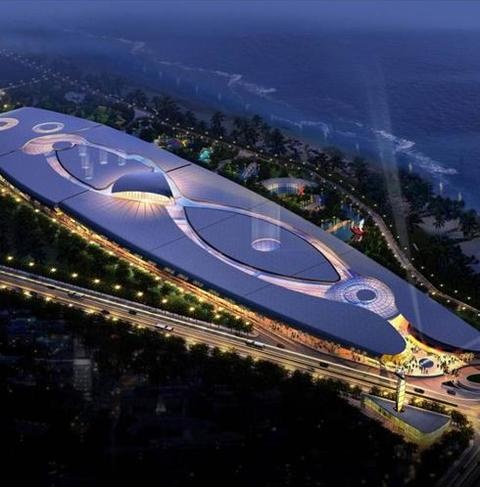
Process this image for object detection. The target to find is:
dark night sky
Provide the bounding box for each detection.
[1,1,480,32]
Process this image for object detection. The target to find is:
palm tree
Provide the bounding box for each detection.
[152,95,181,121]
[183,110,198,128]
[251,114,270,141]
[325,147,345,172]
[460,209,478,239]
[407,211,422,232]
[231,117,258,146]
[351,157,368,184]
[210,111,225,137]
[126,89,148,108]
[433,210,446,230]
[267,128,286,155]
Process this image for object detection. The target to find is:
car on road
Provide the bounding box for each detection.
[155,323,174,332]
[67,291,84,299]
[245,339,265,349]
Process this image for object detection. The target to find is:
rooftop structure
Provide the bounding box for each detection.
[262,177,316,195]
[0,107,479,357]
[362,394,451,446]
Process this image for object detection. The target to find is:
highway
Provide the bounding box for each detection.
[437,440,480,487]
[0,264,477,416]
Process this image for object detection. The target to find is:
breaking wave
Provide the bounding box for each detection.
[116,37,146,55]
[269,115,331,139]
[65,29,458,179]
[65,30,276,99]
[374,129,457,175]
[153,60,277,99]
[374,130,415,152]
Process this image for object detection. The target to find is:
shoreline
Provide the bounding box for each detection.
[136,83,474,210]
[70,30,476,213]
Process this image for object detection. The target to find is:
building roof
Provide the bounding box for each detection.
[262,177,317,190]
[0,107,479,355]
[365,394,451,434]
[112,171,173,199]
[185,207,339,281]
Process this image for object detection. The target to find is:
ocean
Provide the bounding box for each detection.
[2,2,480,209]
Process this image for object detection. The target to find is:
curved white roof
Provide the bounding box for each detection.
[0,107,479,355]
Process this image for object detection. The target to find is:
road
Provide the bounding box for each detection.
[1,264,478,417]
[437,440,480,487]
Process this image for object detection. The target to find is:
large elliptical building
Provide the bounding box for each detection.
[0,107,479,358]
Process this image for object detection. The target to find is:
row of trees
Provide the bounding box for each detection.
[0,192,250,332]
[125,89,288,156]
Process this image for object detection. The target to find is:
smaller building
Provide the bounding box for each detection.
[198,147,213,163]
[261,177,316,195]
[362,394,450,447]
[240,162,259,181]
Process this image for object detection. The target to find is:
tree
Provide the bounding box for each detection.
[325,147,345,172]
[231,117,258,146]
[309,151,328,170]
[210,111,225,137]
[251,114,270,141]
[433,210,446,230]
[266,128,286,155]
[196,120,207,132]
[152,95,181,122]
[459,209,478,239]
[407,211,422,232]
[351,157,368,185]
[139,126,156,142]
[183,110,198,128]
[126,89,148,108]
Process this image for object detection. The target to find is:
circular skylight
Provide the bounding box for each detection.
[251,237,281,252]
[0,117,19,131]
[33,122,65,134]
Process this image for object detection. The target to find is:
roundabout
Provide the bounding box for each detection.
[456,366,480,393]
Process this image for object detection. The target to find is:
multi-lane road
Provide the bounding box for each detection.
[0,264,477,416]
[437,439,480,487]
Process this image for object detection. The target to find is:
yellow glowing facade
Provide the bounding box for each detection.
[113,191,172,205]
